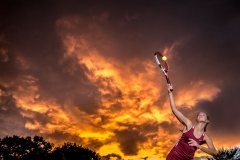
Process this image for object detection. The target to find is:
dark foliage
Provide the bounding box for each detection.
[0,135,52,160]
[53,142,101,160]
[0,135,101,160]
[207,146,240,160]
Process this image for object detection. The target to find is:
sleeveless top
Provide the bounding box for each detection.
[166,125,206,160]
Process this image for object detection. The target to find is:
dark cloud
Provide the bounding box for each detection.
[102,153,122,160]
[112,121,178,156]
[195,84,240,135]
[1,0,240,158]
[35,56,100,114]
[43,130,109,151]
[0,86,36,137]
[114,127,147,155]
[43,130,84,146]
[158,121,179,135]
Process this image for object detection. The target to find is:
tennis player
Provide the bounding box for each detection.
[166,84,217,160]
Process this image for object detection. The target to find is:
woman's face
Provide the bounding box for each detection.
[197,112,208,123]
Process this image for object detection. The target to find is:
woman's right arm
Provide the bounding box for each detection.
[167,84,192,129]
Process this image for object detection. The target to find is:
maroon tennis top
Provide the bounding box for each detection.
[166,125,206,160]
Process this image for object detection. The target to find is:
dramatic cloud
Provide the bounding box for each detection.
[1,1,240,160]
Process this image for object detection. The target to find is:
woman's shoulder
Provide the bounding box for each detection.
[203,133,213,141]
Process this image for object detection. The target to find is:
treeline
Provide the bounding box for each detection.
[207,146,240,160]
[0,135,101,160]
[2,135,239,160]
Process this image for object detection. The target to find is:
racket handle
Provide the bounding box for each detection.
[166,77,171,84]
[166,77,173,92]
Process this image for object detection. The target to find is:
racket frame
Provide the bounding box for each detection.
[154,52,173,91]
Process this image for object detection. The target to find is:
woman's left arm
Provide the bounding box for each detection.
[199,134,217,156]
[189,135,217,156]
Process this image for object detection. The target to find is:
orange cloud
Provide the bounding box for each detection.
[54,15,179,158]
[3,14,223,160]
[49,15,225,159]
[175,80,221,108]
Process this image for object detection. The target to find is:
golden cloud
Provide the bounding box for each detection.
[3,15,223,160]
[51,15,224,159]
[175,80,221,108]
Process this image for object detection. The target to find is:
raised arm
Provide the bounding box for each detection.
[167,84,192,130]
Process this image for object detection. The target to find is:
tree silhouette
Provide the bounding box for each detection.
[0,135,101,160]
[56,142,101,160]
[0,135,53,160]
[49,147,66,160]
[207,146,240,160]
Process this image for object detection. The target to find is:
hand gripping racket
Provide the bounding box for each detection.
[154,52,173,92]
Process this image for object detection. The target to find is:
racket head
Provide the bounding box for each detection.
[154,52,169,72]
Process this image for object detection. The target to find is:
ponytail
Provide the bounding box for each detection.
[204,114,210,131]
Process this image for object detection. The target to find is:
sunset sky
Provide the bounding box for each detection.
[1,1,240,159]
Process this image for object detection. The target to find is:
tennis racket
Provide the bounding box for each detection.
[154,52,173,92]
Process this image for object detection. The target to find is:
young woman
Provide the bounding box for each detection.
[166,84,217,160]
